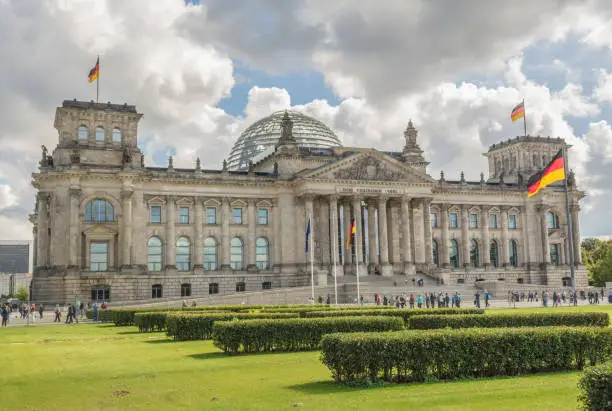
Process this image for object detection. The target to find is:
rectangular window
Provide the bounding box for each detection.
[236,282,246,292]
[258,208,268,225]
[90,242,108,272]
[91,286,110,302]
[449,213,458,229]
[508,215,517,229]
[179,207,189,224]
[151,206,161,224]
[151,284,163,299]
[489,214,498,229]
[470,214,478,229]
[550,244,560,265]
[233,208,243,224]
[262,281,272,290]
[206,207,217,224]
[208,283,219,295]
[431,213,438,228]
[180,283,191,297]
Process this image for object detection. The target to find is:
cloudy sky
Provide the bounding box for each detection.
[1,0,612,241]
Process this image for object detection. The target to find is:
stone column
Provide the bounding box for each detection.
[520,206,530,266]
[461,205,469,267]
[221,197,230,268]
[352,196,365,275]
[400,196,414,274]
[423,199,433,265]
[571,204,582,264]
[481,207,490,266]
[194,199,203,266]
[378,196,392,276]
[440,204,450,268]
[538,204,550,264]
[247,199,257,269]
[329,195,341,273]
[36,193,49,267]
[69,188,81,266]
[273,199,281,268]
[342,200,351,266]
[367,201,378,266]
[133,191,146,266]
[501,207,510,267]
[121,189,133,267]
[165,196,176,268]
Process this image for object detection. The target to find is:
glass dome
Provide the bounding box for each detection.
[227,110,342,170]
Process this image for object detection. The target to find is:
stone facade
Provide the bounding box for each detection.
[30,101,588,304]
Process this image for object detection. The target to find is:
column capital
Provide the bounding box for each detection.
[328,194,339,203]
[351,195,363,204]
[377,195,389,204]
[570,203,581,212]
[535,203,549,213]
[401,195,412,204]
[247,198,257,207]
[121,189,134,200]
[69,187,82,198]
[221,196,231,206]
[422,197,432,207]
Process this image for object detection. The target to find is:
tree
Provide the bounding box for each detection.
[582,238,612,286]
[15,287,28,301]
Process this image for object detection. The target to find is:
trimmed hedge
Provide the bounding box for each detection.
[85,309,113,322]
[408,312,610,330]
[321,327,612,383]
[578,361,612,410]
[303,308,485,324]
[212,316,405,354]
[166,312,300,341]
[134,312,171,332]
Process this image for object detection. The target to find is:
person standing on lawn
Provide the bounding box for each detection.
[54,304,61,322]
[38,303,44,319]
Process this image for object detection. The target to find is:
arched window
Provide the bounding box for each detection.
[509,240,518,267]
[503,158,509,172]
[255,237,269,270]
[95,126,105,141]
[176,237,191,271]
[547,211,559,229]
[450,239,459,269]
[203,237,217,270]
[432,239,439,267]
[231,237,244,270]
[490,240,499,268]
[470,239,479,267]
[542,155,547,166]
[112,128,121,142]
[78,125,89,140]
[147,237,163,271]
[533,154,538,168]
[85,199,115,223]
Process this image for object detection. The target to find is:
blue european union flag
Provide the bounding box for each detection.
[305,217,311,253]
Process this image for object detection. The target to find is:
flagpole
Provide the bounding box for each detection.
[96,55,100,103]
[332,213,338,306]
[309,213,315,303]
[356,223,361,306]
[522,99,527,137]
[562,145,577,305]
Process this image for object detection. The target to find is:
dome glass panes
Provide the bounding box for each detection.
[227,110,342,170]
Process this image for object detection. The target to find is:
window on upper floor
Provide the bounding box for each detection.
[470,214,479,229]
[508,215,517,229]
[179,207,189,224]
[95,126,105,141]
[176,237,191,271]
[547,211,560,229]
[85,199,115,223]
[233,208,243,225]
[112,128,121,142]
[489,214,498,229]
[206,207,217,224]
[78,125,89,140]
[431,213,438,228]
[147,237,163,271]
[449,213,458,229]
[150,206,161,224]
[258,208,269,225]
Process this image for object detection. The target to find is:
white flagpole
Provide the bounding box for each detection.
[309,214,315,302]
[356,221,360,305]
[332,214,339,305]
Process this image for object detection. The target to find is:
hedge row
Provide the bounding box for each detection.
[85,309,113,322]
[408,312,610,330]
[303,308,485,324]
[134,312,172,332]
[320,327,612,383]
[578,361,612,410]
[212,316,405,354]
[166,312,300,341]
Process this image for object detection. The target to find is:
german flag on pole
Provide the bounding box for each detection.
[346,218,356,248]
[511,101,525,122]
[527,150,565,197]
[88,57,99,83]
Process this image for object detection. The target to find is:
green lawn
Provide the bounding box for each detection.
[0,305,609,411]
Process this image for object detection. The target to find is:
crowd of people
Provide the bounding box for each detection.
[507,288,606,306]
[0,300,110,327]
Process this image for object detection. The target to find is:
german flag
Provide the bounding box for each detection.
[88,57,99,83]
[511,101,525,122]
[346,218,356,248]
[527,150,565,197]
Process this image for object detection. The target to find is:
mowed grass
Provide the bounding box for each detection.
[0,305,609,411]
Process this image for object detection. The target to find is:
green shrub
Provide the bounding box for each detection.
[212,316,405,354]
[166,312,300,341]
[85,309,113,322]
[303,308,484,324]
[321,327,612,383]
[134,312,170,332]
[408,312,610,329]
[578,361,612,410]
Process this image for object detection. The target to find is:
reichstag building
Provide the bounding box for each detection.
[30,100,587,303]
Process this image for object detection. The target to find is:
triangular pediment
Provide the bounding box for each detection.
[83,225,118,235]
[302,150,434,184]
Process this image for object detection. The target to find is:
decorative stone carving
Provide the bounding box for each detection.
[222,159,228,171]
[333,156,404,181]
[248,160,254,174]
[168,155,174,170]
[70,149,80,165]
[276,110,297,147]
[439,170,445,182]
[122,148,132,168]
[567,169,575,187]
[140,154,145,168]
[195,157,201,170]
[460,171,465,183]
[273,161,279,176]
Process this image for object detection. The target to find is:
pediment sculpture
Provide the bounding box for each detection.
[333,156,405,182]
